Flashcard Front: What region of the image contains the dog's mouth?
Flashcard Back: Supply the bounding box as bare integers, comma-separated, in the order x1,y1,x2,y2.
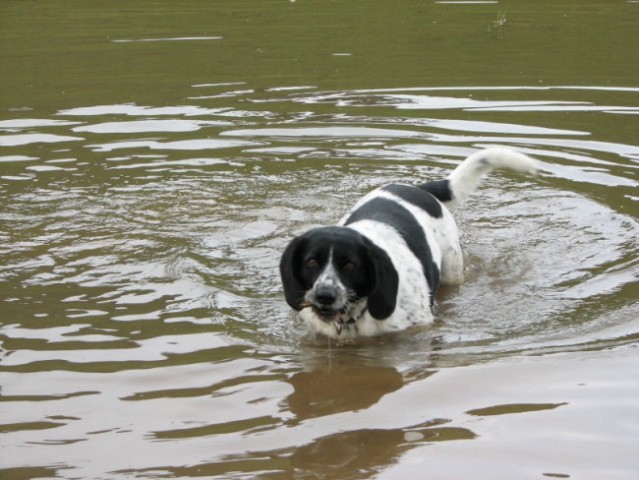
312,304,349,321
299,299,364,336
300,300,350,322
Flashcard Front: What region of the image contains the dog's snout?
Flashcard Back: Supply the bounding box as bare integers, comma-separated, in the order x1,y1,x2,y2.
315,285,338,305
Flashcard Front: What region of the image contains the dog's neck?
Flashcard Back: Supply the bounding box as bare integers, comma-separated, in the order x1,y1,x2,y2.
333,301,368,335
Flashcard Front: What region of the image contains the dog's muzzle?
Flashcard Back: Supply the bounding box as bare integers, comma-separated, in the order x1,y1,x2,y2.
307,283,348,320
315,284,338,307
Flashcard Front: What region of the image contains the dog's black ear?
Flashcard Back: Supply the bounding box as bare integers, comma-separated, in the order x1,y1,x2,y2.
364,239,399,320
279,235,307,311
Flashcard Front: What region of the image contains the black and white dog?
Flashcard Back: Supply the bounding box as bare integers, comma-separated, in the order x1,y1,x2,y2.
280,147,540,339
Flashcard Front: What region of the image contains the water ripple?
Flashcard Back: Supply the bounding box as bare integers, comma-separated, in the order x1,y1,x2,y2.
1,84,637,480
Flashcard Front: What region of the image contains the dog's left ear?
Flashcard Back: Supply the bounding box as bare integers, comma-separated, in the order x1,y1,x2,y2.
364,238,399,320
279,235,307,311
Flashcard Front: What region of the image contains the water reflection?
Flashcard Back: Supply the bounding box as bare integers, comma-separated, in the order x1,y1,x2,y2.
287,423,475,478
466,402,567,416
286,364,406,421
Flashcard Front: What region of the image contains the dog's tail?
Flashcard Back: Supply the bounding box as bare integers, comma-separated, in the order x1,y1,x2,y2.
421,147,541,206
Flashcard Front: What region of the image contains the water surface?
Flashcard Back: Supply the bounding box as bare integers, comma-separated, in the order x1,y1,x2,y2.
1,1,638,479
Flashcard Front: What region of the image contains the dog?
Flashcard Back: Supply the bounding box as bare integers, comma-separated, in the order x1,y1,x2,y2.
280,147,540,339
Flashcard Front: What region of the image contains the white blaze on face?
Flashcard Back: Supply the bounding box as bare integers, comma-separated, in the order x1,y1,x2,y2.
307,248,349,310
316,249,338,285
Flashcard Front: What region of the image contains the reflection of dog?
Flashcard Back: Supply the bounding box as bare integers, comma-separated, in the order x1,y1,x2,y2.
280,148,540,339
287,364,404,420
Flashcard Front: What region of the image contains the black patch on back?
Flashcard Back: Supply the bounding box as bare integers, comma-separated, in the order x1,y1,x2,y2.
382,184,443,218
418,179,453,203
344,197,440,303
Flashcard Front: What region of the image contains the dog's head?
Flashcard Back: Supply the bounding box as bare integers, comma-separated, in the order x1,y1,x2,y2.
280,226,398,322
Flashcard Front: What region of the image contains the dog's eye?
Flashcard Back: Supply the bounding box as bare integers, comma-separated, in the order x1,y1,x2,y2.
307,259,319,269
343,261,356,272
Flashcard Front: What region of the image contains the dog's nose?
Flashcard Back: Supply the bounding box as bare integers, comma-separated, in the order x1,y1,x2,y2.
315,285,337,305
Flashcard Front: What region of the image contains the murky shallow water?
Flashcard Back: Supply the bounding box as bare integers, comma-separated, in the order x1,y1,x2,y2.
2,1,639,479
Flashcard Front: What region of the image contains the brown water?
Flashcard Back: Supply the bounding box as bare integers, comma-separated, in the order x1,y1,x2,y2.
1,1,638,479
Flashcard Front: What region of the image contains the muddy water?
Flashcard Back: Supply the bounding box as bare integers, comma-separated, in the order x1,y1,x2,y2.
1,1,638,479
